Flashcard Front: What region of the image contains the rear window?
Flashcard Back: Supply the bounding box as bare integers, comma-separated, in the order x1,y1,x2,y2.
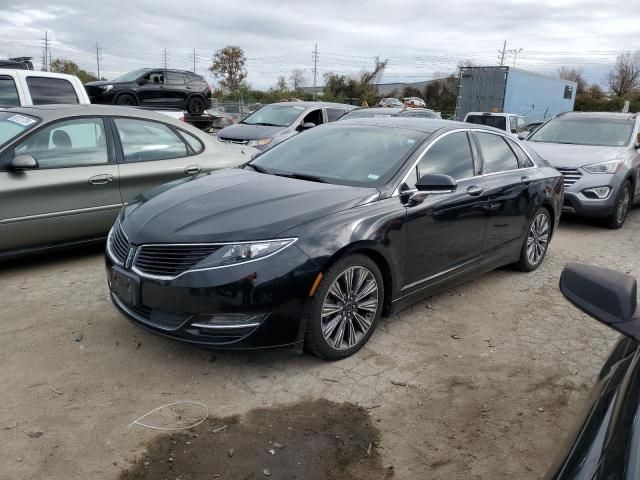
26,77,78,105
0,76,20,107
187,74,203,82
465,115,506,131
326,108,345,122
166,72,186,85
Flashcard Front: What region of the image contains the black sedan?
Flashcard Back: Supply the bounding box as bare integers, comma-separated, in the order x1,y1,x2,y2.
105,118,563,359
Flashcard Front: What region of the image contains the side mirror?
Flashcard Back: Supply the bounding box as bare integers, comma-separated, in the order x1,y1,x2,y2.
10,154,38,171
415,174,457,193
518,132,529,140
299,122,315,131
560,263,640,340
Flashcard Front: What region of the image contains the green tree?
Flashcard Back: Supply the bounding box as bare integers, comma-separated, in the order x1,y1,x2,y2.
209,46,247,93
50,58,98,84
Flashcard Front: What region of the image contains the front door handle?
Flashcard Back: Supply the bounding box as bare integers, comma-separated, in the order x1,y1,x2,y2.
184,165,201,175
466,185,484,196
521,175,531,184
88,174,114,185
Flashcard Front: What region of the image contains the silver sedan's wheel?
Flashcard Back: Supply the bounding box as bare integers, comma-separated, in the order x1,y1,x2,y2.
320,266,379,350
526,212,550,266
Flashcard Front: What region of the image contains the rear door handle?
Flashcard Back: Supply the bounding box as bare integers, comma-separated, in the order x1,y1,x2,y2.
88,174,114,185
184,165,201,175
521,175,531,184
466,185,484,196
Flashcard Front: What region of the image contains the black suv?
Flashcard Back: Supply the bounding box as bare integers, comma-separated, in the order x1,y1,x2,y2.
85,68,211,114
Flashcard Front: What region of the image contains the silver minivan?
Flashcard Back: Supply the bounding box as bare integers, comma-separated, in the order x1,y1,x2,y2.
0,105,252,259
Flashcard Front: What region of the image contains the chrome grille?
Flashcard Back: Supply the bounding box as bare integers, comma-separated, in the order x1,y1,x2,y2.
218,137,248,145
134,245,221,278
109,223,130,265
556,168,582,187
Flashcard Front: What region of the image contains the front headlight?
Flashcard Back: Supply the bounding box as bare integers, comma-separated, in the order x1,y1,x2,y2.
197,238,297,269
247,138,272,147
583,160,622,174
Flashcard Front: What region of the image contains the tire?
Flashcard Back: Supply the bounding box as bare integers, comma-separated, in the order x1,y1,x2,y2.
115,93,137,106
187,96,206,115
517,207,551,272
304,254,384,360
604,181,632,229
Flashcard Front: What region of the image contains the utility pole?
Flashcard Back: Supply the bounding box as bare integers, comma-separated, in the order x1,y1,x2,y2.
41,30,49,71
96,42,101,79
163,48,168,69
312,43,318,100
508,48,523,67
48,50,52,72
498,40,507,66
193,48,196,72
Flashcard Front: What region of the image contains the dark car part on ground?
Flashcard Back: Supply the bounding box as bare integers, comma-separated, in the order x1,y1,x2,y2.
545,263,640,479
85,68,211,115
106,117,563,359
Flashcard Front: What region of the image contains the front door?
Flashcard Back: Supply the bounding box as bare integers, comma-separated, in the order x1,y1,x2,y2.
403,131,489,288
110,117,201,203
137,70,166,106
0,117,121,254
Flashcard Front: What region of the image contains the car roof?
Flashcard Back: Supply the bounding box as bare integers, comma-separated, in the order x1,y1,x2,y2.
466,112,514,117
348,107,406,114
270,101,357,110
557,111,638,121
3,104,196,126
336,117,470,134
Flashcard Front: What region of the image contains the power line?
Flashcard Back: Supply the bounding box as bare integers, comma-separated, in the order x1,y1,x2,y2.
312,43,318,100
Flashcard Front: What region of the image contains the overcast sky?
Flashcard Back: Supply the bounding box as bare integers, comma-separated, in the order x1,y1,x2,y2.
0,0,637,89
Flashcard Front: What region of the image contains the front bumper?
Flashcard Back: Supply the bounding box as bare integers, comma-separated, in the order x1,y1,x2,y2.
106,245,320,350
561,172,623,218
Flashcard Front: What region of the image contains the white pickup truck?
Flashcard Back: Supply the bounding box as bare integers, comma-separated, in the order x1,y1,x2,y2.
0,69,90,107
463,112,530,140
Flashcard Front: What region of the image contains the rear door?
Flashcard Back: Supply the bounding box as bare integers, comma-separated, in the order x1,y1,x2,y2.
110,117,205,203
24,76,79,105
402,130,489,288
164,71,188,107
471,130,532,256
0,116,121,254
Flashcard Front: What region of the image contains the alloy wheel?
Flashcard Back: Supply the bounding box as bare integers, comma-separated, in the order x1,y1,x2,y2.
526,213,550,266
320,266,379,350
616,185,631,224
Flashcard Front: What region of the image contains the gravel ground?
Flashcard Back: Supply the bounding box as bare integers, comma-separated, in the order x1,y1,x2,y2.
1,210,638,479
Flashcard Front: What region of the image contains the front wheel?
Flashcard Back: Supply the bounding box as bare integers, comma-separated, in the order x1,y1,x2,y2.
115,93,137,106
604,181,631,229
517,207,551,272
304,254,384,360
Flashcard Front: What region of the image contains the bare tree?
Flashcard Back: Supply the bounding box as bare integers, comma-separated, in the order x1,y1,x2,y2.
557,66,587,94
275,75,288,94
608,51,640,97
209,46,247,92
361,56,388,85
289,68,307,92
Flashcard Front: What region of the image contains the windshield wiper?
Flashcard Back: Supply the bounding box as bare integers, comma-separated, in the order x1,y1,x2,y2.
246,164,271,174
243,122,282,127
273,172,328,183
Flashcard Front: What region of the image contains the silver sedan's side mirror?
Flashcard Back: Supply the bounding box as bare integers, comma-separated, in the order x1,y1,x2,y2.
10,154,39,171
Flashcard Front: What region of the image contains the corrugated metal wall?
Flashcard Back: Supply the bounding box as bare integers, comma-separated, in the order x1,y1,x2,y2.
455,67,508,120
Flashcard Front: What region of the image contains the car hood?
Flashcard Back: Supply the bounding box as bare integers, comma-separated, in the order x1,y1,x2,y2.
218,123,287,141
526,142,627,168
121,168,380,244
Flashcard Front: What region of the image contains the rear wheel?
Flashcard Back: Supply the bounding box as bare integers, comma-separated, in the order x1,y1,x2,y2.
116,93,137,106
304,254,384,360
187,96,206,115
604,181,631,229
517,207,551,272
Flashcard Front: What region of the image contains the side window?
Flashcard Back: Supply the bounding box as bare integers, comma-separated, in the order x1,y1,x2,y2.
14,118,108,168
509,116,517,134
114,118,188,162
517,117,528,133
506,138,535,168
26,77,78,105
144,71,164,85
325,108,345,122
302,109,324,126
0,76,20,107
416,132,475,182
178,129,204,154
166,72,185,85
475,132,519,173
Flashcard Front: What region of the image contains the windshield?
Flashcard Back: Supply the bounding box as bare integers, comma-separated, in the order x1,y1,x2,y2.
114,68,152,83
465,115,506,130
241,104,306,127
0,112,39,148
528,116,634,147
251,124,425,187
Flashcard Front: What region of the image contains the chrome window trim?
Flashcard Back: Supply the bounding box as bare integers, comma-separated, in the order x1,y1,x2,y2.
392,128,539,197
130,238,298,281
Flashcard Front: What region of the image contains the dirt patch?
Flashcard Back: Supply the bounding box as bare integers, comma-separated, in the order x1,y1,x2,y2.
120,399,392,480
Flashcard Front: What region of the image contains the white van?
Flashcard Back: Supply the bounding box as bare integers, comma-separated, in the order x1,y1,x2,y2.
0,69,90,108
